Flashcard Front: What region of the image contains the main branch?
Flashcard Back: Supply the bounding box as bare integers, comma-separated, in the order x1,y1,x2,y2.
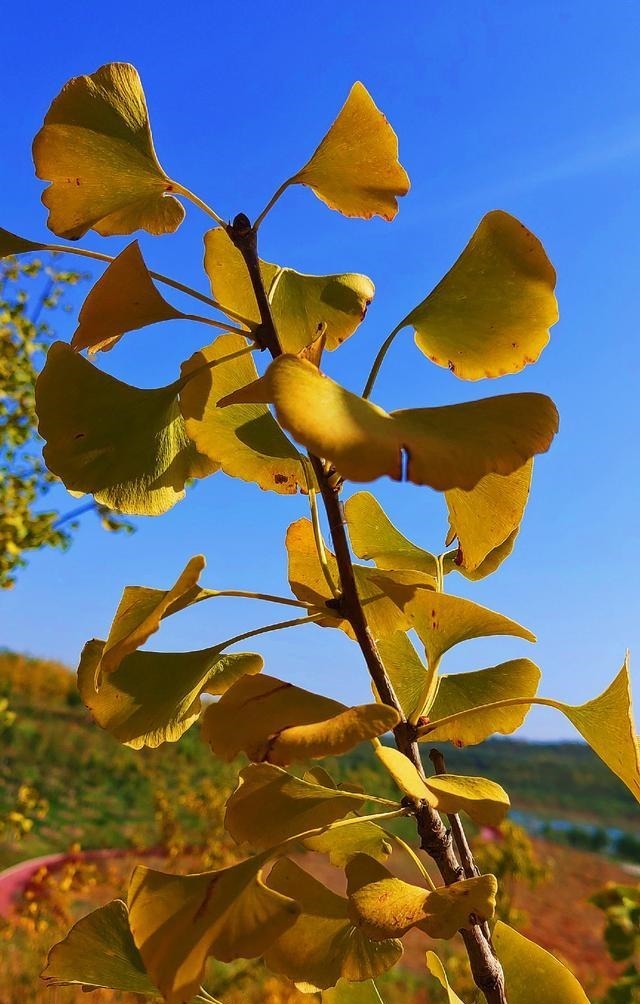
227,212,507,1004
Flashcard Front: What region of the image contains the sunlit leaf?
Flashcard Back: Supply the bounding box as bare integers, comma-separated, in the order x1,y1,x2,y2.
398,211,557,380
444,462,533,574
421,659,542,746
224,762,366,850
202,672,398,765
41,899,159,995
346,492,438,578
425,952,465,1004
128,857,299,1004
71,242,187,353
322,980,385,1003
346,854,496,940
0,227,46,257
493,920,590,1003
204,228,374,353
288,82,410,221
35,342,215,515
33,62,184,239
179,333,305,494
221,355,558,491
374,745,429,802
78,639,262,749
304,819,393,868
99,554,205,678
264,858,403,991
376,632,428,721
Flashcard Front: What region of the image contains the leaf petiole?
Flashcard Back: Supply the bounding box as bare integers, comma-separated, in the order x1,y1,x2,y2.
253,178,293,230
362,322,403,399
217,611,325,651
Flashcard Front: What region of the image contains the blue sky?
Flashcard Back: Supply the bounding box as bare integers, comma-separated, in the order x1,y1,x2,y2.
2,1,639,739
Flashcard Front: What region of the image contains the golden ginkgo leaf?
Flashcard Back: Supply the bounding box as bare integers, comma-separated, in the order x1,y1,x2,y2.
304,819,393,868
204,228,374,353
33,62,184,239
288,82,410,221
78,639,262,749
41,899,159,996
345,492,438,578
444,461,533,574
322,980,385,1003
264,859,403,991
493,921,590,1003
35,342,215,516
98,555,206,678
346,854,496,941
128,857,299,1004
224,762,366,851
425,953,465,1004
0,227,46,257
398,211,557,380
179,334,305,494
220,355,558,492
376,632,429,721
71,242,188,353
202,672,398,765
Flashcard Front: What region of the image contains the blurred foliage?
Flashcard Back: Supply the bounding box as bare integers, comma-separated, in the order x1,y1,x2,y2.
591,883,640,1004
471,821,550,928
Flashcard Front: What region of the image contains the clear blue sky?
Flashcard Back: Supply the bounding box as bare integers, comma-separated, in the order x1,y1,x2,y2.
2,1,639,739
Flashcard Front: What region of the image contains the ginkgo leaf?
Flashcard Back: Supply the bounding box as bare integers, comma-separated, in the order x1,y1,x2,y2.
98,554,205,678
346,854,496,940
444,462,533,573
444,531,519,582
287,82,410,221
224,762,367,850
204,228,374,353
71,242,189,353
264,859,403,991
41,899,159,995
345,492,438,578
304,820,393,868
128,856,299,1004
78,639,263,749
493,921,590,1003
35,342,215,516
221,355,558,492
202,672,398,765
398,211,558,380
425,952,465,1004
374,745,429,802
376,632,428,721
286,517,434,640
322,980,385,1003
420,659,542,746
0,227,46,257
179,334,305,494
33,62,184,239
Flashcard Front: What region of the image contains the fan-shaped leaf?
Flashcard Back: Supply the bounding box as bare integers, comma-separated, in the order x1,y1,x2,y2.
399,211,557,380
346,854,496,940
288,82,410,221
202,672,398,765
493,921,589,1003
264,859,403,991
180,333,305,494
304,820,393,868
36,342,215,515
425,952,465,1004
0,227,46,257
128,857,299,1004
322,980,385,1003
346,492,438,578
33,62,184,239
78,639,262,749
376,632,428,720
71,242,187,353
221,355,558,492
41,899,159,995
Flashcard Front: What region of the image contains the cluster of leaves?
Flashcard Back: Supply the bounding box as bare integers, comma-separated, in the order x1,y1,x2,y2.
4,60,636,1004
590,883,640,1004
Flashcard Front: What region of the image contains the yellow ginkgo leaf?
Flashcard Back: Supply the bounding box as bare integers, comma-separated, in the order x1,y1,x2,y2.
41,900,159,996
376,632,428,720
398,210,558,380
288,82,410,221
179,334,305,494
374,745,428,802
35,342,215,516
346,854,496,941
444,462,533,574
425,952,465,1004
0,227,46,257
220,355,558,491
78,639,262,749
204,228,374,353
71,242,189,353
98,555,205,678
346,492,438,578
202,672,398,765
493,921,589,1003
128,857,299,1004
224,762,367,851
304,820,393,868
422,659,542,746
33,62,184,239
322,980,385,1003
264,859,403,991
